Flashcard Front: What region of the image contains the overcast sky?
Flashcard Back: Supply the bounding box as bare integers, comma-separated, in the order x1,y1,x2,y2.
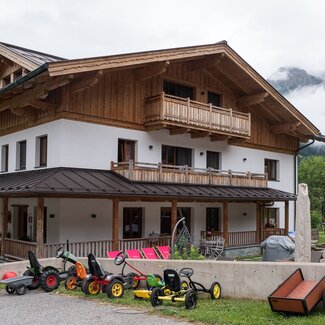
1,0,325,133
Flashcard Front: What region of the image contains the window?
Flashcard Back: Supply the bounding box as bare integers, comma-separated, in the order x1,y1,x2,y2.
36,135,47,167
206,151,221,170
118,139,136,162
207,92,221,107
1,144,9,172
16,140,26,170
264,159,279,181
163,80,194,99
123,208,143,238
160,207,191,235
162,145,192,166
206,208,221,232
264,208,279,228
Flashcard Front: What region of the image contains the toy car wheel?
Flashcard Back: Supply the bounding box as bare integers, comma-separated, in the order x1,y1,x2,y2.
107,279,124,298
5,285,15,294
146,274,162,290
16,284,27,295
180,280,189,290
210,281,221,300
185,289,197,309
123,272,137,290
151,287,163,307
23,270,40,290
83,279,100,295
40,269,60,292
65,276,78,290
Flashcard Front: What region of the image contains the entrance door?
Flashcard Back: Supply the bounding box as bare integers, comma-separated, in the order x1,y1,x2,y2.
17,206,28,240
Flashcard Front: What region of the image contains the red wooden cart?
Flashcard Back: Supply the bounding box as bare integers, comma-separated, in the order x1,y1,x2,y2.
268,268,325,315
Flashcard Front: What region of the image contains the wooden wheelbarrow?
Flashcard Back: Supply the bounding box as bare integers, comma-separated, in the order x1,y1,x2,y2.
0,276,34,295
268,268,325,315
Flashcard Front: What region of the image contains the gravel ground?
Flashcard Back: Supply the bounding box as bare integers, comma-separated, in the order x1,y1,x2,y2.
0,289,190,325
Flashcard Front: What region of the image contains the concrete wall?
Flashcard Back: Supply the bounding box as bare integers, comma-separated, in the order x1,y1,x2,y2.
1,258,324,300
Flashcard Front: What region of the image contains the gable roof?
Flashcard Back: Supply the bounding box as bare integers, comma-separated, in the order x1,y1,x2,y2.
0,41,320,138
0,167,296,201
0,42,65,71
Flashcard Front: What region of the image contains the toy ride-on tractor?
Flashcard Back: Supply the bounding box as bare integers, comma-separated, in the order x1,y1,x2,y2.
151,269,198,309
114,251,162,290
23,248,81,292
82,253,125,298
179,267,221,299
23,251,61,292
54,247,88,291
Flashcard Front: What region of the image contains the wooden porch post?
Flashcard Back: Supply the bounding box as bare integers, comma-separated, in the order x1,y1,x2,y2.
36,197,44,258
171,199,177,235
112,198,119,250
223,201,228,246
1,197,8,256
284,201,289,235
256,202,261,243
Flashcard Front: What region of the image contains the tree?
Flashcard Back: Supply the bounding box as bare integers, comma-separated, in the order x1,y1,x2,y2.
298,156,325,227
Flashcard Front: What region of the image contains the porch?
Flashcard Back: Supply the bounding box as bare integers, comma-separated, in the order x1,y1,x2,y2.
0,167,295,260
144,92,251,139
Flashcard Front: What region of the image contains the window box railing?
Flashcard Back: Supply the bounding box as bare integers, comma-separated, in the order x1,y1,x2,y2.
144,92,251,138
111,161,268,188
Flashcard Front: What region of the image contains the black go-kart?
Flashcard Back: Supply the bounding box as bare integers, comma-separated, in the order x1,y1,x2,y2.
151,269,197,309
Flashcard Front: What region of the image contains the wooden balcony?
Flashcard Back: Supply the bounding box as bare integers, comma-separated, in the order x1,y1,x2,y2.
111,161,268,188
144,92,251,139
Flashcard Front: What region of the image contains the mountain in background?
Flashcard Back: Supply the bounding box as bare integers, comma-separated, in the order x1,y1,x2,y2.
268,67,323,95
267,67,325,157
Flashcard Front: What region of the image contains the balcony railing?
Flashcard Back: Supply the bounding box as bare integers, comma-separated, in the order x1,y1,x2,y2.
144,92,251,138
111,161,268,188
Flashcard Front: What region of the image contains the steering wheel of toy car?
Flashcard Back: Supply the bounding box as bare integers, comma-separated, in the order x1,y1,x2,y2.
114,252,126,265
179,267,194,278
56,247,65,258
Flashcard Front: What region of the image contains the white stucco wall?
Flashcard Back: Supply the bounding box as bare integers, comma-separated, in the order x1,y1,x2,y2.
0,119,296,238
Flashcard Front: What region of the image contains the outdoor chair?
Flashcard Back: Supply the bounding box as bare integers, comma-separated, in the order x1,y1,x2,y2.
141,247,160,259
125,249,143,259
208,236,225,260
106,250,121,258
156,246,170,259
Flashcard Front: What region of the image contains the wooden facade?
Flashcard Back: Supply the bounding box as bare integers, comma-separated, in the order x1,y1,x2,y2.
0,43,318,153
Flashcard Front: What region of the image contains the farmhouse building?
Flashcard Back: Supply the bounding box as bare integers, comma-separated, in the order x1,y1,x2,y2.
0,41,319,259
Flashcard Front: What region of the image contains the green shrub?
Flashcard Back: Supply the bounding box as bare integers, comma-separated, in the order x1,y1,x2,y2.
172,245,204,260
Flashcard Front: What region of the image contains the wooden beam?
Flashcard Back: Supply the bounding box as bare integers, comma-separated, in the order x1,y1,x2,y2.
228,137,248,145
1,197,8,256
29,99,58,111
256,202,261,243
169,128,190,135
171,200,177,236
0,75,74,112
191,132,210,139
134,61,170,81
284,201,289,236
36,197,44,258
271,122,301,134
190,53,225,71
70,70,103,93
112,198,119,250
237,92,269,107
223,202,229,246
210,135,229,142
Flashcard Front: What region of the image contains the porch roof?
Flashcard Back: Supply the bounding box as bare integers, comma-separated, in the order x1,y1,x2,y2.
0,167,296,201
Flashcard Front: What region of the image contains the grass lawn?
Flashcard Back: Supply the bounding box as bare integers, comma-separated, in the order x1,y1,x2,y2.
54,285,325,325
